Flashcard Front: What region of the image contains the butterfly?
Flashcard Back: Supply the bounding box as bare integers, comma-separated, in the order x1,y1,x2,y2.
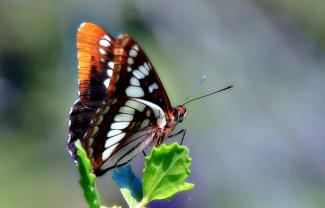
67,22,187,176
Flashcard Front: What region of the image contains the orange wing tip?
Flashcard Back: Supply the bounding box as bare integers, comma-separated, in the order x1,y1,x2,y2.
78,22,99,28
78,22,104,32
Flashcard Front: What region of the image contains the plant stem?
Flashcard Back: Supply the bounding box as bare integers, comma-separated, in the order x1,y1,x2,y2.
135,197,148,208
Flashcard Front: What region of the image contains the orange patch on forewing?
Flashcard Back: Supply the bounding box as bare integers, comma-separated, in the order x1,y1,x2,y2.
76,22,116,107
77,23,109,83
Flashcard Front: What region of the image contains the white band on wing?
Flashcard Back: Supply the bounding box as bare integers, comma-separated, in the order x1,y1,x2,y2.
132,98,167,128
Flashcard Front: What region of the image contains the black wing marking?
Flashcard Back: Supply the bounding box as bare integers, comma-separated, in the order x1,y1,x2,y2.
67,99,97,160
108,34,173,115
82,97,166,175
77,22,115,108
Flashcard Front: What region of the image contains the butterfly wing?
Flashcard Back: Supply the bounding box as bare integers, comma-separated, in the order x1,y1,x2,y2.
67,99,98,159
77,22,115,108
108,34,173,116
68,23,115,158
81,34,175,175
71,27,175,175
83,97,166,175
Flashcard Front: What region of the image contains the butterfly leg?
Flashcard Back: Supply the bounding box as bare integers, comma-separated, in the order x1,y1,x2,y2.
168,128,186,145
142,150,147,157
156,137,162,147
180,129,186,145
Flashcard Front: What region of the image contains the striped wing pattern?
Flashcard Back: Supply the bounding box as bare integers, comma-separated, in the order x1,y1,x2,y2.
68,23,115,157
77,22,115,108
83,97,161,175
68,22,173,175
108,34,173,115
68,99,97,159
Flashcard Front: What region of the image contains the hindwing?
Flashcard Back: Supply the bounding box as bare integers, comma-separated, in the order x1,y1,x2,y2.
83,97,166,175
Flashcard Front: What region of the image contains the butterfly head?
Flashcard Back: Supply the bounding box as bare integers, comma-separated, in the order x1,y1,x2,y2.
174,105,187,123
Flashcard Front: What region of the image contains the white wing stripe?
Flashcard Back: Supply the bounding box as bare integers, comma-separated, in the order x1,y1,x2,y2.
102,143,119,161
133,98,166,128
105,132,126,148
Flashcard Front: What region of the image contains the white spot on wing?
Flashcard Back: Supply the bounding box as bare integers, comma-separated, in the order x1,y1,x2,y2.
102,143,119,161
128,57,134,65
140,119,150,129
111,122,130,129
103,35,111,41
114,114,133,122
130,77,140,86
99,48,106,55
105,132,126,148
148,83,159,93
119,106,135,114
127,67,132,72
108,62,114,69
107,69,113,77
133,70,145,79
139,65,149,75
104,79,110,88
126,86,144,97
144,62,150,71
125,99,146,112
129,49,138,57
107,129,122,137
99,39,110,47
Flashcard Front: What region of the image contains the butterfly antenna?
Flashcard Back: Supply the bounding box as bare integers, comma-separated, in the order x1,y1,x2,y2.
182,75,207,104
183,85,233,105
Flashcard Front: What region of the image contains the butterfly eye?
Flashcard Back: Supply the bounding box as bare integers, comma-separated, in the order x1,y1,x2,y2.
175,106,186,123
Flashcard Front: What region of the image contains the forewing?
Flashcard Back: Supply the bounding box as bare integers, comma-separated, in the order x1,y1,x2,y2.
77,22,115,108
68,23,116,159
82,97,166,175
108,34,173,115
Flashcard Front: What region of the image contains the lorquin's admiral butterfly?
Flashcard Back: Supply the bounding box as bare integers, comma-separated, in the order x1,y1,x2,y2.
68,22,232,176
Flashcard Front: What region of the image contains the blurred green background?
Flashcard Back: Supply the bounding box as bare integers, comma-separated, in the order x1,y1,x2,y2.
1,0,325,207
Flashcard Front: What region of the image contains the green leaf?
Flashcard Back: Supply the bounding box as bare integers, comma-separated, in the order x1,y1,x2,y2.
112,165,143,208
142,143,195,205
75,140,101,208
